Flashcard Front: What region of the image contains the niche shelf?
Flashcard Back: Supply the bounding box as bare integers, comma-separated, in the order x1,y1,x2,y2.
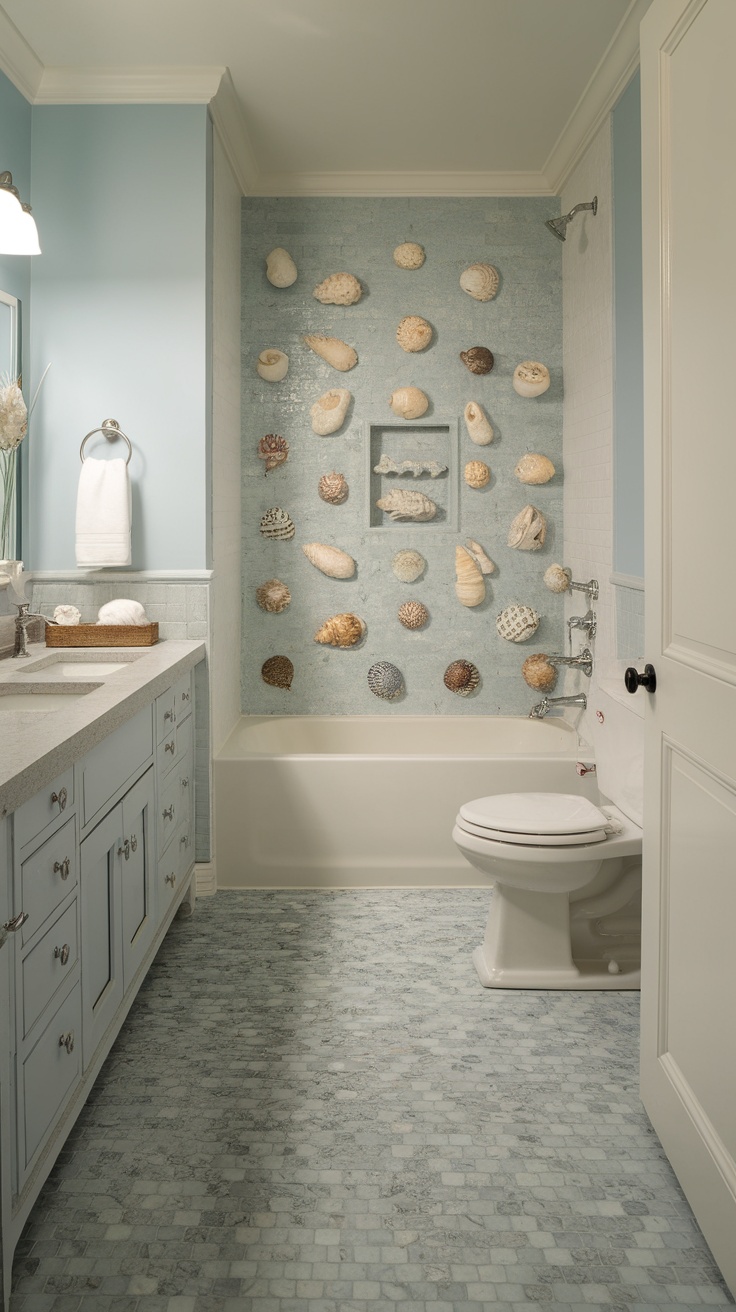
364,419,459,531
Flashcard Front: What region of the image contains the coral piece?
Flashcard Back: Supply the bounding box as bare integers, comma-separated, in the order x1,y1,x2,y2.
256,579,292,613
374,454,446,478
318,471,349,505
314,612,366,648
460,346,494,375
257,433,289,474
367,661,404,700
310,388,351,435
507,505,547,551
376,489,437,522
53,605,81,626
454,545,485,608
392,549,426,583
513,360,550,397
313,272,362,305
515,453,555,484
303,335,358,371
464,460,491,489
259,507,295,540
496,604,540,643
398,600,429,630
463,401,493,446
460,263,499,301
302,542,356,578
522,653,558,691
261,655,294,689
544,563,572,593
393,242,425,269
256,348,289,382
465,539,495,575
444,660,480,696
388,386,429,419
265,248,297,287
396,315,433,352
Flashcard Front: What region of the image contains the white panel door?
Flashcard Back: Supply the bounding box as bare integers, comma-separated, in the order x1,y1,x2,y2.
640,0,736,1292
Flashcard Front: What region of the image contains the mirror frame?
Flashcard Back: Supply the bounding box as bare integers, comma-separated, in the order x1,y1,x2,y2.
0,288,22,560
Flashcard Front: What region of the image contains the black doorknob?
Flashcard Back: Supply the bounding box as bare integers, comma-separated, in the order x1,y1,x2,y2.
624,663,657,694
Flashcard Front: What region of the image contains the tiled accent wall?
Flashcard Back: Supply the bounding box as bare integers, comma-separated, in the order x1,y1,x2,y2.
242,197,564,716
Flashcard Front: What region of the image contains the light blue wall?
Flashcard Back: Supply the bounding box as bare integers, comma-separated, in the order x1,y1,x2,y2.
28,104,209,569
0,70,32,561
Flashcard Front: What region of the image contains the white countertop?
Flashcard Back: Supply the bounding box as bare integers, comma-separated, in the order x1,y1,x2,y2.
0,640,206,818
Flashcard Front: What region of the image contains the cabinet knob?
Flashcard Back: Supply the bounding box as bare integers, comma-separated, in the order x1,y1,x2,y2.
130,833,138,852
179,833,189,848
181,777,189,788
181,690,190,702
59,1031,75,1054
53,856,71,880
3,911,29,933
165,740,175,754
54,943,70,966
164,708,176,723
165,872,176,887
162,805,175,821
51,787,68,812
117,839,130,861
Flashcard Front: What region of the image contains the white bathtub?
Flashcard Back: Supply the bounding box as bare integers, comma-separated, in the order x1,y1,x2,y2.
214,715,596,888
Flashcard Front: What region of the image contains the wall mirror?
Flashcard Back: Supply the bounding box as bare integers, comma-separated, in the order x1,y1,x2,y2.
0,288,21,561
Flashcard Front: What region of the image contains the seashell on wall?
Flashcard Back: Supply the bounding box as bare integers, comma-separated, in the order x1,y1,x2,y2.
376,489,437,522
444,660,480,696
393,242,425,269
374,455,446,478
465,539,495,575
310,388,351,435
260,507,295,540
256,348,289,382
302,541,356,578
303,335,358,372
507,505,547,551
261,654,294,689
543,563,572,593
460,346,494,375
367,661,404,700
396,315,433,352
318,471,349,505
463,401,493,446
513,360,550,397
522,653,558,691
265,248,297,287
514,453,555,485
464,460,490,489
460,263,499,301
496,604,540,643
454,545,485,608
313,272,362,305
256,579,292,613
388,386,429,419
392,549,425,583
313,612,366,648
257,433,289,474
398,600,429,630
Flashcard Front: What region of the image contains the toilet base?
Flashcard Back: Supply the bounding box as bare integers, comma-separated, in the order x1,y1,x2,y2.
472,944,641,989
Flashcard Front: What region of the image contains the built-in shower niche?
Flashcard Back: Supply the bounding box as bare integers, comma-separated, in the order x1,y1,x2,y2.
366,420,459,531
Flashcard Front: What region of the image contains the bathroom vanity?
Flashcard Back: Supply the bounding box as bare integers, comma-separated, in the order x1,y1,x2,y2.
0,640,205,1309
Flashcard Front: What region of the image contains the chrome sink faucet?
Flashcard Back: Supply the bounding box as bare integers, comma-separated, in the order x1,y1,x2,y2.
13,603,57,657
529,693,587,719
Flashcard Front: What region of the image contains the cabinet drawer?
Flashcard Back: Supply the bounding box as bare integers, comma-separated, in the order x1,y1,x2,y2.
158,771,180,855
81,707,153,826
174,672,193,722
21,983,81,1171
14,769,74,854
155,687,177,744
22,900,78,1038
159,713,192,780
20,817,77,945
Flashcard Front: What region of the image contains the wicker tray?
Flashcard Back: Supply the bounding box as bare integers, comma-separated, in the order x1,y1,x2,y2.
46,623,159,648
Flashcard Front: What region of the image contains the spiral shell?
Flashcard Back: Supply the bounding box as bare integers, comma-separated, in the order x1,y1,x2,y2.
398,600,429,630
313,612,366,648
256,348,289,382
444,660,480,697
388,386,429,419
255,578,292,613
513,361,550,397
318,471,349,505
460,346,494,375
313,272,362,305
464,460,491,489
376,489,437,522
265,247,297,288
507,505,547,551
463,401,494,446
303,335,358,371
257,433,289,474
302,542,356,578
310,388,351,435
460,263,499,301
514,453,556,485
496,604,540,643
454,545,485,608
522,653,558,691
544,563,572,594
367,661,404,700
392,549,426,583
261,655,294,689
396,315,433,352
393,242,425,269
259,507,295,540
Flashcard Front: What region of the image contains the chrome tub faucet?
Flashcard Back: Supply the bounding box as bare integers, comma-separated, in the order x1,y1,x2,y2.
529,693,588,720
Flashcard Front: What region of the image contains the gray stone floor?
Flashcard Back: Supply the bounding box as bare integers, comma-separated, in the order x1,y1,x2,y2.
11,890,733,1312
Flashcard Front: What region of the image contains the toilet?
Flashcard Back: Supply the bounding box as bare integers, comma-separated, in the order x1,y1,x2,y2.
453,687,643,989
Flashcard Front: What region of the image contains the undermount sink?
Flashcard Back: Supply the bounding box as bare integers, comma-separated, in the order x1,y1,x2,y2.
17,652,145,681
0,684,100,712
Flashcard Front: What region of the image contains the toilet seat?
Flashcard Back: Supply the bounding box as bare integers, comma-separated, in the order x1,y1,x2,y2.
456,792,612,848
455,817,608,846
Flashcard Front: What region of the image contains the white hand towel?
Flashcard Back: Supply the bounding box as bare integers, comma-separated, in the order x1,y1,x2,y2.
75,457,131,567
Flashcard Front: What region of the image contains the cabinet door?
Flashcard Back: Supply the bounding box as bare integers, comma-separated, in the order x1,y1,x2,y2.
120,768,155,989
80,806,123,1070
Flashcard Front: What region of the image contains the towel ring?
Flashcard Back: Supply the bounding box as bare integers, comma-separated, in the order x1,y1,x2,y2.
79,417,133,466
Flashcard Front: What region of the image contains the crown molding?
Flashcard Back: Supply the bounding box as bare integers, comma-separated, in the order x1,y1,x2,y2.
0,4,44,101
250,170,554,198
34,65,225,104
208,69,260,196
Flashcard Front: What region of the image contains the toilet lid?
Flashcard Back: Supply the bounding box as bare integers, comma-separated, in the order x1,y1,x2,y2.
458,792,611,836
455,816,609,846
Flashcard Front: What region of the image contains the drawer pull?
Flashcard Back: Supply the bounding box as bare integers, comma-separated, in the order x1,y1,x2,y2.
51,787,68,813
3,911,29,933
54,943,70,966
162,805,175,821
179,833,189,848
181,777,189,788
59,1030,75,1054
117,839,130,862
181,690,191,702
164,740,175,755
164,708,176,723
130,833,138,853
165,872,176,887
53,857,71,881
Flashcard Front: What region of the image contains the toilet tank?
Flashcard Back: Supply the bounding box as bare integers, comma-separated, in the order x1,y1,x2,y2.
589,683,644,827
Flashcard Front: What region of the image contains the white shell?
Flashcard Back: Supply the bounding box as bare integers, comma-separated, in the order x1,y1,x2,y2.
454,545,485,608
256,348,289,382
392,549,426,583
310,388,351,435
496,604,540,643
374,455,446,478
513,360,551,397
53,604,81,626
265,248,297,288
260,507,296,540
464,460,491,489
303,335,358,372
465,539,495,575
460,262,499,301
507,504,547,551
396,315,433,352
544,563,572,593
393,242,425,269
463,401,494,446
313,272,362,306
376,489,437,522
302,541,356,579
514,453,556,484
388,386,429,419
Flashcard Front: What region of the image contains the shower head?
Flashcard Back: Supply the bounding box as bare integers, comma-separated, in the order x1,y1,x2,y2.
545,196,598,241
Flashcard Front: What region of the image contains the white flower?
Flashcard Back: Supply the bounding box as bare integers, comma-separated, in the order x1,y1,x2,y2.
0,378,27,452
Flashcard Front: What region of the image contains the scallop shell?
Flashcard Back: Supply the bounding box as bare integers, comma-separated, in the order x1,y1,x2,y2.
302,542,356,579
522,653,558,691
259,507,295,540
318,471,349,505
463,401,494,446
303,335,357,372
460,263,499,302
255,579,292,613
507,505,547,551
313,272,362,306
465,539,495,575
496,604,540,643
454,545,485,608
544,563,572,594
515,453,556,484
376,489,437,522
398,600,429,630
444,660,480,697
513,361,551,397
257,433,289,474
265,247,297,288
396,315,433,352
310,388,351,435
256,348,289,382
460,346,494,375
261,655,294,689
464,460,490,489
388,386,429,419
392,549,426,583
393,242,425,269
367,661,404,700
313,612,366,648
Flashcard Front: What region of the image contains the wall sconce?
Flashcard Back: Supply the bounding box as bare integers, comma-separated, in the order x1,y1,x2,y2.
0,171,41,255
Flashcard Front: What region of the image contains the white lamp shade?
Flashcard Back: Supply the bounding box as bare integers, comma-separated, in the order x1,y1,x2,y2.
0,187,41,255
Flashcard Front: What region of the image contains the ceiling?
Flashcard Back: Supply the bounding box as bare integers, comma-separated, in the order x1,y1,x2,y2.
0,0,649,195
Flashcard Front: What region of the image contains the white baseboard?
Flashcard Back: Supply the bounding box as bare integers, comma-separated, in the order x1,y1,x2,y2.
195,862,217,896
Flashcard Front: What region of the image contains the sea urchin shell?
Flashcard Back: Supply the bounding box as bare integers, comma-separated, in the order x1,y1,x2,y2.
464,460,491,489
522,653,558,691
444,660,480,697
261,655,294,689
255,579,291,613
398,600,429,630
392,549,425,583
396,315,433,352
367,661,404,700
